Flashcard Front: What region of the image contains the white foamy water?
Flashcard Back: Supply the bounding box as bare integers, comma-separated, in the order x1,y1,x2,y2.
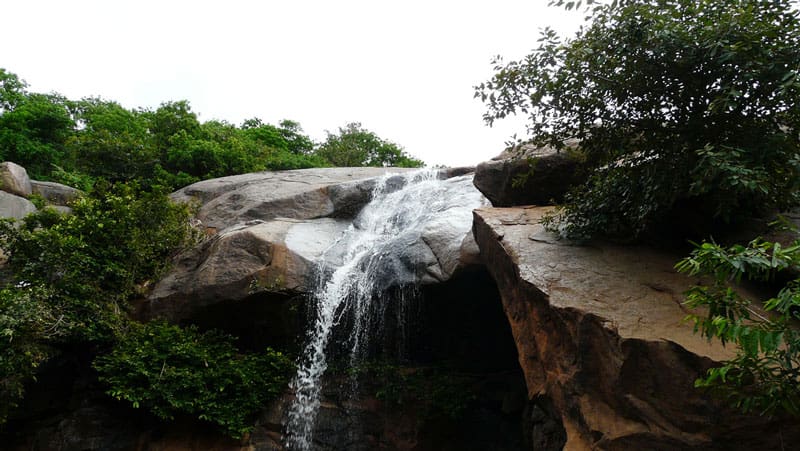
285,170,484,450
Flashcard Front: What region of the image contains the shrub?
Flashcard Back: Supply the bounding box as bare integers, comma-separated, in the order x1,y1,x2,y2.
0,183,199,423
94,321,294,438
0,285,68,424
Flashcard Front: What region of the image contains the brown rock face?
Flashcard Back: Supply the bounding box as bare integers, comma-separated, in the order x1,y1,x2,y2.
473,206,800,450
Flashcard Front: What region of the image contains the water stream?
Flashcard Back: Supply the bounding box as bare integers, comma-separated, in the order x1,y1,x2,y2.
284,170,484,450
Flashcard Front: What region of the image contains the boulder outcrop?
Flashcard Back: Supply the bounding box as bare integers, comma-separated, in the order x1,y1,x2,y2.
144,169,485,325
473,144,584,207
0,162,81,223
170,167,420,231
473,206,800,450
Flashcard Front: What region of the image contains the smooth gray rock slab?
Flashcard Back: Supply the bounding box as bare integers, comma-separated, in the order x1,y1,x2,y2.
31,180,81,206
146,217,351,320
0,191,36,221
171,167,418,230
148,170,486,322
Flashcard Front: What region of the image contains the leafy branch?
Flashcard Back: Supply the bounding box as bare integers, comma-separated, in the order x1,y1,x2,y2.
676,236,800,416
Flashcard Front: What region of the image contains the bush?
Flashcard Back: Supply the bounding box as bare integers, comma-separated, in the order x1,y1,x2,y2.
0,285,68,424
94,321,294,438
0,183,199,424
2,183,199,342
477,0,800,239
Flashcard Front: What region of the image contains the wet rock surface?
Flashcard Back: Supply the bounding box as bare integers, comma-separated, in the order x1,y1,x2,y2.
144,171,485,332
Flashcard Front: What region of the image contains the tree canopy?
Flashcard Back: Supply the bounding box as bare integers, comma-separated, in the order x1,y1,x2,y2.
315,122,424,168
0,69,425,191
477,0,800,239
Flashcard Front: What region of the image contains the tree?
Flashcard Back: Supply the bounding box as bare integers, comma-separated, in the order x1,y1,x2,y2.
147,100,201,152
0,182,200,424
278,119,314,155
0,92,74,178
67,97,155,182
0,68,28,112
476,0,800,239
315,122,424,168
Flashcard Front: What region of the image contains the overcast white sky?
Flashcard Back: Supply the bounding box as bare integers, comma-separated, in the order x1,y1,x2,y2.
3,0,585,167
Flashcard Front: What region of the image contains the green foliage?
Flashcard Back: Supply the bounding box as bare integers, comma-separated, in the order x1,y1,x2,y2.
0,182,199,425
67,97,154,183
94,321,294,438
315,122,424,168
4,183,199,326
477,0,800,239
0,68,28,111
676,236,800,416
348,362,476,420
1,68,418,192
0,92,74,178
0,182,296,434
0,285,68,424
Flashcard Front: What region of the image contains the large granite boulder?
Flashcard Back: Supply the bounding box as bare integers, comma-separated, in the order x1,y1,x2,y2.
145,169,485,324
171,167,419,231
31,180,81,206
145,218,350,320
0,161,33,198
473,144,584,207
472,206,800,450
0,191,37,221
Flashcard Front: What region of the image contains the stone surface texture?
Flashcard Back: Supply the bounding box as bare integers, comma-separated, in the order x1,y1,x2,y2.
473,206,800,450
0,190,37,221
31,180,81,206
145,169,484,323
171,167,419,230
0,161,33,198
473,144,584,207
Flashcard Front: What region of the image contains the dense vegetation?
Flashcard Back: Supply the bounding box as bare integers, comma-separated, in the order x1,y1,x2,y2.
0,68,423,192
478,0,800,419
0,185,294,436
95,322,293,438
316,122,424,168
0,69,425,436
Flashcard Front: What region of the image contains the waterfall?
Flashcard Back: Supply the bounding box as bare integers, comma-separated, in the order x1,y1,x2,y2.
284,169,484,450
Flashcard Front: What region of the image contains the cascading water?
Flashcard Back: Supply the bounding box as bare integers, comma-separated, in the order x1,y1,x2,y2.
285,170,485,450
